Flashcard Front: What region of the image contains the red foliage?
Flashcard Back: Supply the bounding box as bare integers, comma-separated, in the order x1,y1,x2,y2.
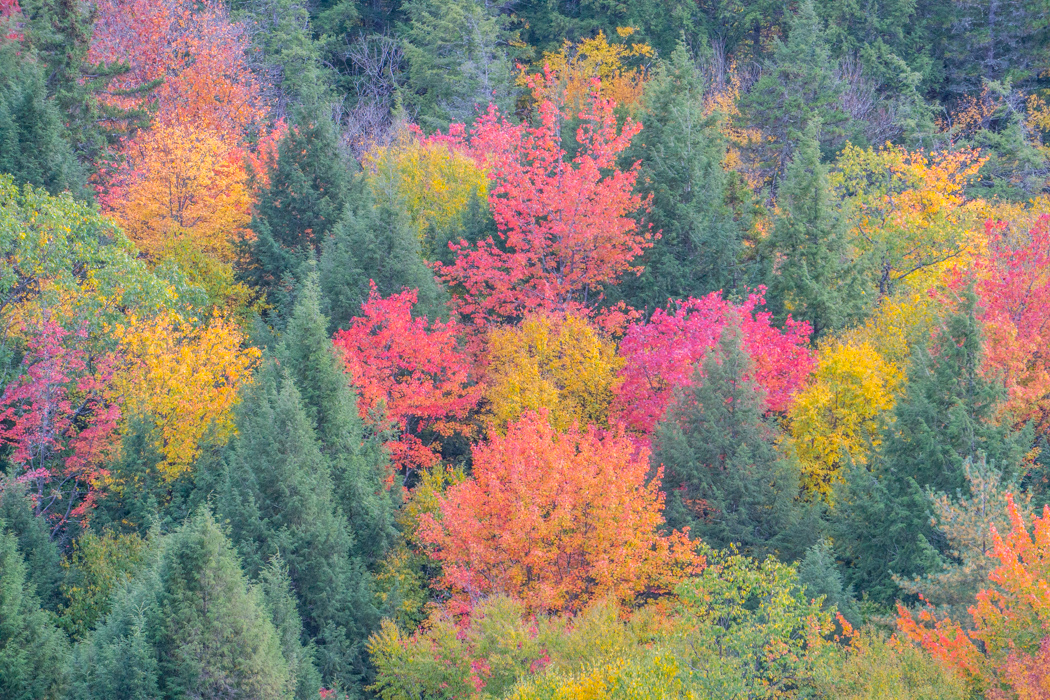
0,0,21,42
614,289,814,435
418,412,702,614
952,216,1050,435
431,74,651,330
0,316,120,537
332,284,481,475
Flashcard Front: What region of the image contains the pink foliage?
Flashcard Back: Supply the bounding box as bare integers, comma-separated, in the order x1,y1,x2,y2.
614,288,814,434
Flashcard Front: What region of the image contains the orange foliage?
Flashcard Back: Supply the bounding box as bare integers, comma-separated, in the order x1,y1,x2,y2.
418,412,702,614
897,494,1050,696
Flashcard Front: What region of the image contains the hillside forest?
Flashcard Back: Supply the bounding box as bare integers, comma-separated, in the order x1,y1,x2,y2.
4,0,1050,698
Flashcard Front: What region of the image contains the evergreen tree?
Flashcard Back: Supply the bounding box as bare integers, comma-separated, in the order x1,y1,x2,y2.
215,360,380,692
652,324,814,561
277,276,397,563
797,539,860,625
833,292,1030,605
319,182,446,331
613,43,752,312
69,509,292,700
0,476,63,611
0,525,69,700
400,0,513,130
244,106,353,302
765,120,861,339
259,556,322,700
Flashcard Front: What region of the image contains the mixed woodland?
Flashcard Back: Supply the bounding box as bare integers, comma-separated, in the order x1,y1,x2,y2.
4,0,1050,697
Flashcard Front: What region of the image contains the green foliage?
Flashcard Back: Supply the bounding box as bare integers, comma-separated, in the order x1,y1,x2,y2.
58,530,148,640
614,43,752,311
0,476,63,611
765,120,863,338
798,538,860,626
400,0,513,131
319,181,446,331
652,324,815,561
0,524,69,700
69,508,292,700
258,556,323,700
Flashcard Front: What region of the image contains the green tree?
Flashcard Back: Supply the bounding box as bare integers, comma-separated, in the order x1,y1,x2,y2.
613,44,753,312
258,556,322,700
765,119,861,339
0,476,63,611
0,525,69,700
214,359,380,692
244,106,353,303
68,509,292,700
798,538,860,625
400,0,512,131
652,324,814,561
319,182,446,331
277,276,397,563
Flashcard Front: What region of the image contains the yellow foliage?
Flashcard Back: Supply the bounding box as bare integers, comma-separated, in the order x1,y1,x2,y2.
528,29,653,112
833,143,987,293
107,124,253,264
509,655,694,700
844,286,939,368
485,313,623,433
789,341,905,498
363,129,488,246
109,310,260,481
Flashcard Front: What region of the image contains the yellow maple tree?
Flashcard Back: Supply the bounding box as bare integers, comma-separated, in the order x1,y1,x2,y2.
485,313,623,433
109,310,260,481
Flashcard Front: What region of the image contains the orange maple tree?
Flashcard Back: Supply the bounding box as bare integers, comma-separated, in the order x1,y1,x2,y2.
332,284,481,475
897,493,1050,697
417,411,702,614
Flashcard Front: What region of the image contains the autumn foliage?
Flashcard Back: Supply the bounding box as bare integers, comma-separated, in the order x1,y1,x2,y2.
333,285,481,473
432,84,650,328
417,412,702,613
615,289,814,435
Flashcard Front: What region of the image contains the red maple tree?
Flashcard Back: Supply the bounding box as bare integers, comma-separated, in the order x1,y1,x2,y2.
613,288,814,435
332,284,481,475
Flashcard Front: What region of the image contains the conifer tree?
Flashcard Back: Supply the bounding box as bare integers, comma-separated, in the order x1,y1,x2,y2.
652,324,813,561
277,276,397,563
797,539,860,624
215,359,380,692
614,43,751,311
0,525,69,700
0,476,63,611
258,556,322,700
400,0,513,130
319,183,446,331
69,509,292,700
245,106,353,299
765,120,860,339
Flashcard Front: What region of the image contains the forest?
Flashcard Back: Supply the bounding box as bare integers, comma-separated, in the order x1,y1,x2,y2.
2,0,1050,697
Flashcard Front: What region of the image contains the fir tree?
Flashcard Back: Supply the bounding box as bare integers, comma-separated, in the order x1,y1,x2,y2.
765,120,861,339
797,539,860,625
277,276,397,564
652,324,813,561
319,182,446,331
215,360,380,692
613,43,752,312
258,556,322,700
400,0,513,130
0,476,63,611
0,525,69,700
244,105,353,301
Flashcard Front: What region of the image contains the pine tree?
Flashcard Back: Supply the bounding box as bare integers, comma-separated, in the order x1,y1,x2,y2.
277,276,397,564
244,105,353,300
69,509,293,700
0,525,69,700
319,182,446,331
652,324,814,561
215,360,380,692
765,120,861,339
0,476,63,611
613,43,752,312
400,0,513,131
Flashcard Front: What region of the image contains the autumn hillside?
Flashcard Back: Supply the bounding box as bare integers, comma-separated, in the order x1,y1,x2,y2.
3,0,1050,698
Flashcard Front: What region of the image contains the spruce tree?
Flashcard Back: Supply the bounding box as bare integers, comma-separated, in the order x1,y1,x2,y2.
215,360,380,692
245,106,353,300
0,525,69,700
613,43,752,312
400,0,513,130
0,476,63,610
278,276,397,564
319,183,446,331
258,556,322,700
765,120,860,339
69,509,292,700
652,324,813,561
797,539,860,625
